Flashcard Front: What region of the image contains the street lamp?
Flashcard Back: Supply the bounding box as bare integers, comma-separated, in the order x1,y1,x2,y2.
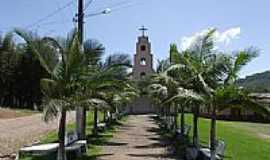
85,8,112,18
73,8,111,22
101,8,112,15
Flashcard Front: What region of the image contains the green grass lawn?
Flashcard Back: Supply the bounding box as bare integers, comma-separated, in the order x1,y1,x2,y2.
21,111,123,160
40,111,103,144
183,114,270,160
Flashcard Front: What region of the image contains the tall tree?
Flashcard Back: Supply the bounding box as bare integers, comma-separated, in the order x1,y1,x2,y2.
77,53,133,134
0,32,45,108
170,28,268,160
76,39,105,139
16,29,83,160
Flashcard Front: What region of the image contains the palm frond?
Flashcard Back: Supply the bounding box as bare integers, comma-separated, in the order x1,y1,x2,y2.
163,87,203,105
85,98,110,110
148,83,168,99
40,78,58,97
214,85,270,116
42,99,68,122
1,32,15,51
156,59,170,73
83,39,105,65
234,47,259,74
14,28,58,77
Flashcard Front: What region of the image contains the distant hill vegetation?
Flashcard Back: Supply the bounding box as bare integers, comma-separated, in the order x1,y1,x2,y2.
237,71,270,93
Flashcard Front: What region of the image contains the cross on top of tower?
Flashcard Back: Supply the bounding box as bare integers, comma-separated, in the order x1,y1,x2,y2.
139,25,148,37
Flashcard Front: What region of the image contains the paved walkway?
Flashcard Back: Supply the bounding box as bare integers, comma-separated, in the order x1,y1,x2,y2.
97,115,177,160
0,112,75,156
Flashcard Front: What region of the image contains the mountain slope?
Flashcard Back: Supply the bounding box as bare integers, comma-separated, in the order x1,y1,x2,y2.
237,71,270,92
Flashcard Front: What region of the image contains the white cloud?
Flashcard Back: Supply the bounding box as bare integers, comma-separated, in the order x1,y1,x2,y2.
180,27,241,51
215,27,241,45
180,28,211,51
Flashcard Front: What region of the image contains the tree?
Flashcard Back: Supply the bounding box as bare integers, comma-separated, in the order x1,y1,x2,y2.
173,28,268,160
76,39,105,139
0,32,17,106
165,86,203,145
207,47,264,160
165,28,269,160
15,29,83,160
148,61,180,130
77,53,133,134
168,29,228,157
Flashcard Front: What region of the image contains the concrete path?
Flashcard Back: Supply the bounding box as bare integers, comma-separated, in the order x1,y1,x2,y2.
0,111,75,156
97,115,177,160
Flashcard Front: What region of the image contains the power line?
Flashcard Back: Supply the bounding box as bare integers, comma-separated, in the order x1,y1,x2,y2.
55,0,66,19
84,0,133,13
84,2,140,19
23,0,143,36
34,19,72,29
109,1,143,12
28,17,73,34
88,0,141,15
101,0,135,10
84,0,94,11
25,0,75,29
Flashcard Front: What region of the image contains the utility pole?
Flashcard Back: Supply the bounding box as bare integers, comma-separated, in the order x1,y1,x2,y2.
76,0,86,140
78,0,84,43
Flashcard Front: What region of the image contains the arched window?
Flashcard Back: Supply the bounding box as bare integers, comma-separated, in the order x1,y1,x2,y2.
140,58,146,66
140,45,146,51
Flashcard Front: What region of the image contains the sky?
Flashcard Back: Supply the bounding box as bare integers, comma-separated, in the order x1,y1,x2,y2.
1,0,270,78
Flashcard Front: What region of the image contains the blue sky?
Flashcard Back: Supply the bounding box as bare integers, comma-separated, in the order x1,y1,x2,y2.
1,0,270,77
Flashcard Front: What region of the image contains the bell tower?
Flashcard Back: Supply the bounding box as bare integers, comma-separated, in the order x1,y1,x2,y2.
133,26,154,80
127,26,157,115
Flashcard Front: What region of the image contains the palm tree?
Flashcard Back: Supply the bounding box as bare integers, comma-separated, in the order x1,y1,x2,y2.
168,29,227,156
112,83,138,115
170,28,268,160
165,87,204,144
76,39,105,139
77,53,132,134
168,44,213,146
15,29,83,160
209,84,270,160
148,64,181,130
207,48,265,160
147,60,169,116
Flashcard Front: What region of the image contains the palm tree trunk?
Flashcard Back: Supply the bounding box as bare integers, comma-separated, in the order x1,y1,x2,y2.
57,109,66,160
180,105,185,134
82,108,86,138
162,106,165,117
210,104,217,160
193,105,200,148
166,107,169,129
103,110,107,122
93,108,98,134
76,107,86,139
174,104,178,130
115,106,119,120
109,111,112,122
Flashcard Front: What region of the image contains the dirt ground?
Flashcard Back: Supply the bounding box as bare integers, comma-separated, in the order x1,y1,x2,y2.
0,108,34,119
0,111,75,157
97,115,178,160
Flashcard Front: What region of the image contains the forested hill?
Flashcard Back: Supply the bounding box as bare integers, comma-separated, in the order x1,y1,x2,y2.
237,71,270,93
